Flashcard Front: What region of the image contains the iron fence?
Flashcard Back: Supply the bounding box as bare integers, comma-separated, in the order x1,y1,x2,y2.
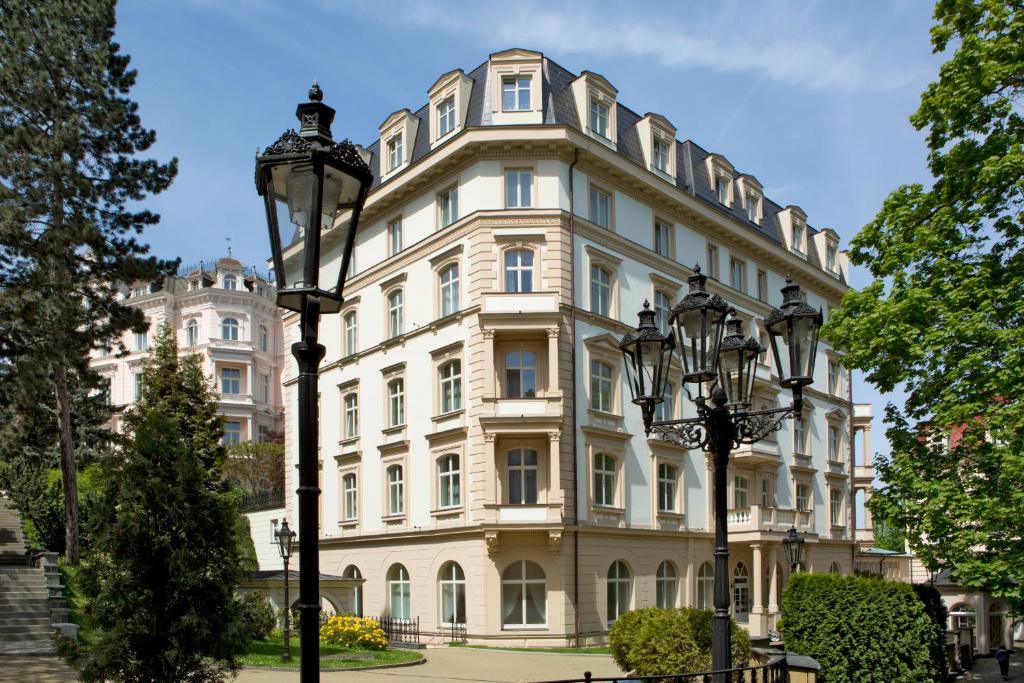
537,657,787,683
370,615,420,644
441,622,467,644
239,489,285,512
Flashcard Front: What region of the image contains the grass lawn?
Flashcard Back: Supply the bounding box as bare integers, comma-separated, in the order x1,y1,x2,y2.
240,635,424,670
460,644,611,655
58,562,100,648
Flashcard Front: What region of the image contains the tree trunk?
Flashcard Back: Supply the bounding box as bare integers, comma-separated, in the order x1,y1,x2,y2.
53,361,79,565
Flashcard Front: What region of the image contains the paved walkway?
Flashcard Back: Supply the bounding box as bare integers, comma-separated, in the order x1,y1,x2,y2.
957,650,1023,682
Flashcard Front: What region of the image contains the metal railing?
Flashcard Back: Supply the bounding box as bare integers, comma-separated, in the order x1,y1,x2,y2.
538,657,787,683
177,260,271,282
441,622,467,644
239,489,285,512
370,615,420,644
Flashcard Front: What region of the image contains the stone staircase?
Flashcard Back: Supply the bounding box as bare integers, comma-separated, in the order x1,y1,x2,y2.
0,497,66,655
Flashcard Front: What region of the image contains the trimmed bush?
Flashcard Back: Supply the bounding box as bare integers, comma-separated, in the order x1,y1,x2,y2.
319,616,388,650
609,608,751,675
239,592,277,641
782,572,943,683
913,583,950,682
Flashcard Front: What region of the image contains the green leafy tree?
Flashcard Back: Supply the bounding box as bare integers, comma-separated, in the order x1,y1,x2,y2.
823,0,1024,610
0,0,177,565
224,439,285,496
75,324,248,681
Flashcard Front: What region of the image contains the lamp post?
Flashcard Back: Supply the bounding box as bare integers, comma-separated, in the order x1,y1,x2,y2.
620,266,821,681
256,83,373,682
275,520,297,661
782,527,805,573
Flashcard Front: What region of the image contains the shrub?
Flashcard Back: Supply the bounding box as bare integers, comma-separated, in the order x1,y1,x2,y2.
609,608,751,675
782,572,942,683
239,592,277,641
319,615,388,650
913,583,950,682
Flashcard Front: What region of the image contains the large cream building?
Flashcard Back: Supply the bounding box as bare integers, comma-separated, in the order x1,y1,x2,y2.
90,256,286,442
280,49,874,646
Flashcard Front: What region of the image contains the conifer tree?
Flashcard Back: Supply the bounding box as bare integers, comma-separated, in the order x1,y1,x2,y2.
77,324,248,682
0,0,177,564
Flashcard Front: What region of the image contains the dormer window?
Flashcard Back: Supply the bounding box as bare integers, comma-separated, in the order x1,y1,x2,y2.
502,75,531,112
653,138,669,173
826,244,838,273
746,195,760,223
590,97,610,139
438,96,456,138
792,222,804,252
716,174,730,205
387,134,403,172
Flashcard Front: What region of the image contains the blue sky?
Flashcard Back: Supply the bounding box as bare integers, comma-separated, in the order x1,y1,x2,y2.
114,0,945,459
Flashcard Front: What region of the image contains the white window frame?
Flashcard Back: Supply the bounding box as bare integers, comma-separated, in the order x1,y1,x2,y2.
343,310,357,356
342,472,358,521
706,243,720,279
438,453,461,509
439,562,466,626
589,186,611,229
439,359,462,413
657,463,677,513
387,464,405,516
697,562,714,610
387,133,403,172
344,392,359,439
504,350,538,399
501,560,547,629
507,448,539,505
387,564,411,620
222,420,241,445
606,560,631,625
185,319,198,348
439,262,460,317
221,367,241,395
438,185,459,228
388,217,403,256
656,560,678,609
502,75,532,112
503,248,535,293
730,257,746,292
654,220,673,258
593,452,617,507
590,360,614,413
505,168,533,209
653,137,669,173
387,289,404,338
221,317,239,341
437,95,456,137
830,488,843,526
590,265,611,317
590,97,610,139
387,378,405,427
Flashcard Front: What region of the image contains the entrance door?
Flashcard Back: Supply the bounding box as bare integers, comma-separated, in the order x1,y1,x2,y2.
989,614,1004,649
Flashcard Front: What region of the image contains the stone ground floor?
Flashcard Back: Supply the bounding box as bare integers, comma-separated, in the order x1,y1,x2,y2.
315,526,858,645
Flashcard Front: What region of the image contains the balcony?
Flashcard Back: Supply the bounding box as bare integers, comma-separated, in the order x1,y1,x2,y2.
773,507,814,533
854,465,874,482
481,291,559,315
492,504,562,524
732,440,781,465
217,392,254,406
494,398,556,418
208,337,254,351
725,505,811,533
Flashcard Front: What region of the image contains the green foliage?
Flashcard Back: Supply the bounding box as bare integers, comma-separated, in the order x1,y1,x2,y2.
871,517,908,553
239,592,277,642
224,439,285,496
782,573,943,683
75,325,249,682
822,0,1024,611
913,583,950,682
320,616,389,650
608,608,750,675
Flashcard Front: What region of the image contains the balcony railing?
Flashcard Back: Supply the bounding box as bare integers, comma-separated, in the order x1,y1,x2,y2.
239,489,284,512
725,506,813,533
539,657,787,683
369,615,420,644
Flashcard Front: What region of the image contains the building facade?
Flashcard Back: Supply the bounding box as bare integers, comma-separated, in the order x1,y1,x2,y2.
280,49,871,645
89,256,286,442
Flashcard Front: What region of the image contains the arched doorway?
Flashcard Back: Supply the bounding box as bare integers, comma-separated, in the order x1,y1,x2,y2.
989,601,1007,649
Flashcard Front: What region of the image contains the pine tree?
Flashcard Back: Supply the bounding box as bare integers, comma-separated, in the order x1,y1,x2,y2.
77,324,248,682
0,0,177,565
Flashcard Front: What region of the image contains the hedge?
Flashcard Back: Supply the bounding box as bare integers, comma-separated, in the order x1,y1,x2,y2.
609,608,751,676
781,573,943,682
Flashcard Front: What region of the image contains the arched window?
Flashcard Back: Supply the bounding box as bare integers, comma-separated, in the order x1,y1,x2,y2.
344,311,357,356
440,360,462,413
342,565,362,616
223,274,237,290
387,564,411,620
507,448,538,505
185,319,198,348
593,453,616,507
388,378,405,427
654,290,672,333
657,463,677,513
259,325,269,352
829,561,842,575
607,560,631,624
440,263,460,317
697,562,714,610
387,465,404,516
733,562,750,613
590,265,611,316
341,473,357,521
504,249,534,293
501,560,546,628
656,561,678,609
388,289,404,338
438,454,461,509
221,317,239,341
439,562,466,625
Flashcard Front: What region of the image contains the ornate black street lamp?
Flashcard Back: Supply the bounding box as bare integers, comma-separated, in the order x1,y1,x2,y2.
621,267,821,680
256,83,373,681
275,520,297,661
782,527,805,573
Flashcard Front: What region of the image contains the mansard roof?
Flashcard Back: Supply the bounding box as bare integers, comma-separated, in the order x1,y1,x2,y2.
358,52,830,273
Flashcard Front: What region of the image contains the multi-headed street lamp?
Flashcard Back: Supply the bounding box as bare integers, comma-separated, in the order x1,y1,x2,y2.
620,266,822,679
256,83,373,681
275,520,297,661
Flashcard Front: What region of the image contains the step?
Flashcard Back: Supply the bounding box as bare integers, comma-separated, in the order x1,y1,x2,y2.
0,616,53,627
0,642,56,656
0,624,55,636
0,599,52,610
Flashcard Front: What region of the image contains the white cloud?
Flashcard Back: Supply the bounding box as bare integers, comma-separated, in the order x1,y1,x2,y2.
334,0,923,94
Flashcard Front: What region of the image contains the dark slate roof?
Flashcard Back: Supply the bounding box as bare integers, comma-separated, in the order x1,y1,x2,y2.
359,52,833,266
248,570,356,582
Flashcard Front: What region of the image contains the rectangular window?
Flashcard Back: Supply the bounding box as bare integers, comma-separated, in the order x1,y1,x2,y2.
502,75,531,111
507,449,538,505
734,476,749,509
654,383,674,422
756,269,768,302
388,379,405,427
657,463,677,513
830,489,842,525
590,265,611,317
747,195,760,223
828,425,840,462
706,243,719,279
440,263,460,317
386,133,402,171
794,418,806,454
134,372,144,401
344,312,357,356
593,453,616,507
761,478,771,508
222,421,241,445
653,137,669,173
260,374,269,403
438,454,461,508
505,351,537,399
730,257,746,292
590,361,613,412
134,329,148,351
504,249,534,293
221,367,240,395
829,360,841,395
387,466,404,516
344,393,359,438
505,169,533,208
439,186,458,228
589,187,610,228
342,473,357,521
796,483,810,512
717,174,730,204
589,97,609,138
388,217,403,256
827,244,838,272
654,220,672,258
438,96,456,137
792,223,804,252
388,290,403,338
